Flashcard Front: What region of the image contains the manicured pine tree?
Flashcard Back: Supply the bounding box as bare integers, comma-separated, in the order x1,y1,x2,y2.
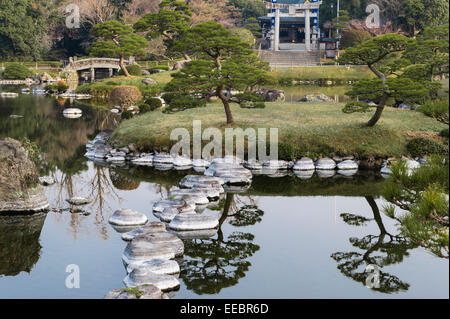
89,20,148,77
164,21,275,125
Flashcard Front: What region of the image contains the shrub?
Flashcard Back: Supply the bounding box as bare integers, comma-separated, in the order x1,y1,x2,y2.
109,86,143,107
340,30,372,49
121,110,134,120
229,27,256,46
146,97,163,110
342,101,372,114
138,103,151,114
278,143,298,161
118,64,142,76
47,80,69,94
439,128,449,138
418,99,449,124
3,63,33,80
406,138,448,157
163,94,206,113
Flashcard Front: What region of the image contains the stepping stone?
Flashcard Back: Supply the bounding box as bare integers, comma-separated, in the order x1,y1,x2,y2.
315,158,336,170
179,175,225,188
244,160,263,170
121,222,167,241
131,156,154,166
294,170,314,180
262,160,290,170
173,156,192,167
169,188,209,205
122,238,175,268
169,214,219,231
205,163,253,185
154,163,173,171
170,228,218,240
105,285,168,299
193,159,210,168
129,232,184,257
66,197,91,205
123,267,180,291
126,258,180,275
293,158,315,171
39,176,55,186
152,198,196,213
223,184,251,193
159,207,181,223
84,151,95,159
153,154,174,165
109,208,148,226
337,160,358,170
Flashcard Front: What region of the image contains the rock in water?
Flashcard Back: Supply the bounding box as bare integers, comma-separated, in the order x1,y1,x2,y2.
126,258,180,275
0,138,49,213
105,285,168,299
122,238,175,268
108,208,148,226
169,214,219,231
337,160,358,170
66,197,92,206
38,176,55,186
123,267,180,291
315,158,336,170
293,158,315,171
134,232,184,257
121,222,166,241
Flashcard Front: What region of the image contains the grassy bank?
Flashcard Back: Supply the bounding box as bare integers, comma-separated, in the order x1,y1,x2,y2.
271,65,374,81
110,102,447,159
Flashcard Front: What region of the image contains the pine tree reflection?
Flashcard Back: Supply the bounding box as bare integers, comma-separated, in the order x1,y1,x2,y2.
331,196,418,293
179,193,262,295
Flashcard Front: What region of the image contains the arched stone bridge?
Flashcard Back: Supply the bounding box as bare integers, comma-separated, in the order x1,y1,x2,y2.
62,57,136,90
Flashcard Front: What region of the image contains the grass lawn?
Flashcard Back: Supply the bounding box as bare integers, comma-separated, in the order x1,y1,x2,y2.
110,102,447,159
270,65,374,81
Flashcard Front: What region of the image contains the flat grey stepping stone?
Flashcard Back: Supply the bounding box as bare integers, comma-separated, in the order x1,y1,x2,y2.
173,156,192,167
66,197,91,205
105,285,168,299
316,170,336,178
154,163,173,171
179,175,225,188
315,158,336,170
262,160,290,170
193,159,210,167
109,208,148,226
169,214,219,231
126,258,180,275
337,160,358,170
153,154,174,165
338,169,358,177
135,232,184,257
159,207,181,223
152,198,196,213
122,237,175,267
39,176,55,186
205,164,253,185
294,170,314,179
169,188,209,205
223,184,251,193
131,156,154,165
121,222,166,241
244,160,263,170
170,228,218,240
123,267,180,291
293,158,315,171
380,165,392,175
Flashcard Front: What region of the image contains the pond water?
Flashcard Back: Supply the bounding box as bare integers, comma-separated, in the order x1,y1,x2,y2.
0,94,448,299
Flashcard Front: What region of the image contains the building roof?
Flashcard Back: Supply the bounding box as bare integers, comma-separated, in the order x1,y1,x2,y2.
258,16,305,24
274,0,305,4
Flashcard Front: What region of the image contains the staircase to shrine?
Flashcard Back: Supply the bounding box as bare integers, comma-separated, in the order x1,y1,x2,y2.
259,50,321,67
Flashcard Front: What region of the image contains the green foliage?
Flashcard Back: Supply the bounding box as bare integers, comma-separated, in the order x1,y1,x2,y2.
46,81,69,94
418,99,449,124
151,65,170,71
342,101,372,114
244,17,262,38
382,156,449,258
139,98,163,114
439,128,449,138
229,28,255,46
163,93,206,113
121,110,134,120
406,138,448,157
20,137,41,168
118,65,142,76
228,0,266,20
340,30,372,49
2,63,33,80
233,92,265,109
165,21,272,124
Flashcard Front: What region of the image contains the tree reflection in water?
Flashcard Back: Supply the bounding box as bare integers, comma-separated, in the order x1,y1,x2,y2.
180,193,262,295
331,196,418,293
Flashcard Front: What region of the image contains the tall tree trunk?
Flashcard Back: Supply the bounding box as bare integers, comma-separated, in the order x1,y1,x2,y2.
366,93,389,127
119,55,130,77
217,85,234,125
